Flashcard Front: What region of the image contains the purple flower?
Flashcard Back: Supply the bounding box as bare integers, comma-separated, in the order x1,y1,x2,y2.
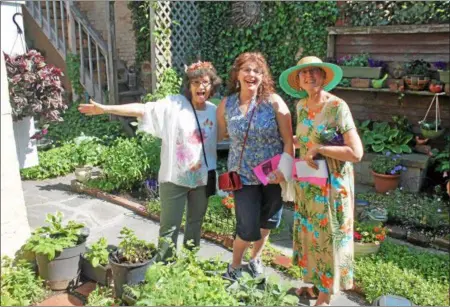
385,151,391,156
433,61,447,71
402,167,407,171
390,170,396,175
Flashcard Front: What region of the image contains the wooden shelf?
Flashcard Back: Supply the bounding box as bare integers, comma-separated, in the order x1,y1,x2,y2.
333,87,449,97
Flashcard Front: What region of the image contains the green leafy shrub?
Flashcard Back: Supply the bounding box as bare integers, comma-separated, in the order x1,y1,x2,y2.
24,212,85,260
337,53,370,67
87,285,120,306
355,241,449,306
143,68,182,102
432,134,450,176
87,134,161,192
342,1,450,26
46,100,124,146
1,257,47,306
84,237,110,268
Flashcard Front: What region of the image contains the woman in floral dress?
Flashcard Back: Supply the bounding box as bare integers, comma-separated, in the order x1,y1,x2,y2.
280,56,364,306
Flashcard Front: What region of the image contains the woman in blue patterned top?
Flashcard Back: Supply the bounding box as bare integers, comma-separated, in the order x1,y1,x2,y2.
217,52,294,280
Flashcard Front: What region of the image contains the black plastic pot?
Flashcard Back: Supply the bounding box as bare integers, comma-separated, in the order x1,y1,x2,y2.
81,256,112,285
35,240,87,290
109,251,156,298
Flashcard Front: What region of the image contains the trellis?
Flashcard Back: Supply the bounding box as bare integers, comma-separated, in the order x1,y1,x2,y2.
150,1,200,91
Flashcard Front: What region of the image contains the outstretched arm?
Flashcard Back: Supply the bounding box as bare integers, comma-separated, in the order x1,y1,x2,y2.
217,97,228,141
78,99,145,118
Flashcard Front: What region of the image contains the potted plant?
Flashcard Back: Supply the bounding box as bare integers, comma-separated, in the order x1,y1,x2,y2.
337,53,385,79
404,59,431,91
354,221,388,257
370,152,407,193
82,237,116,285
4,50,68,169
429,79,444,93
23,212,88,290
109,227,157,298
419,120,445,140
433,61,449,84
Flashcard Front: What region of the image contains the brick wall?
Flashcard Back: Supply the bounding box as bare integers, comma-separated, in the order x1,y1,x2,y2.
76,1,136,68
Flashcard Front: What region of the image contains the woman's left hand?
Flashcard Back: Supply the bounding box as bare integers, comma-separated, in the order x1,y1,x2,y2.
267,169,285,184
304,145,321,170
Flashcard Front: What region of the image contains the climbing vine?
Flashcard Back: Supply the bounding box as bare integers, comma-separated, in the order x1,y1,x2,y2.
197,1,339,99
128,0,152,68
342,1,450,26
66,53,83,96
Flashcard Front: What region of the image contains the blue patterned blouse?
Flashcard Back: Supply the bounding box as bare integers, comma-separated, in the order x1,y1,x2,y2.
225,94,284,185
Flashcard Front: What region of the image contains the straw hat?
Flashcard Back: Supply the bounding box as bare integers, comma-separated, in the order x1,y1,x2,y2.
279,56,343,98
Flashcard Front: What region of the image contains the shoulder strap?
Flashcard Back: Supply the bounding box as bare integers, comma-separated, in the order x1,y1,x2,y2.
189,101,208,168
237,100,259,171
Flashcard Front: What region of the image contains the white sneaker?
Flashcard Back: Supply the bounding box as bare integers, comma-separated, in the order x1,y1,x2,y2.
248,258,264,278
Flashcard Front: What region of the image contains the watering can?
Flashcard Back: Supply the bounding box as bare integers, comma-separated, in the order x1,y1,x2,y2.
371,74,388,89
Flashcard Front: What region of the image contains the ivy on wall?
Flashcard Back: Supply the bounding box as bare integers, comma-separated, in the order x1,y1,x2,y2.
342,1,450,26
128,0,152,68
197,1,339,99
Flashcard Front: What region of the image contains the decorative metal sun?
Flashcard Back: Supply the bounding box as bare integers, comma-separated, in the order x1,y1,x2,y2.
231,1,262,28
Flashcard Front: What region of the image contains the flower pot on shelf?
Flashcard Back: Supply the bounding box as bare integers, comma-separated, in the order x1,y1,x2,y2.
404,75,430,91
354,241,381,257
429,83,443,93
387,79,404,92
438,70,450,84
371,171,400,193
351,78,371,88
341,66,382,79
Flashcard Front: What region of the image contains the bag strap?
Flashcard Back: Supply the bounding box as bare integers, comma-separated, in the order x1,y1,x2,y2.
189,100,209,168
237,99,260,171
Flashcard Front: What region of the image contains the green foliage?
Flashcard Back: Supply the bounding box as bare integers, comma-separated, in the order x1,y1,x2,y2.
84,237,110,268
355,241,449,306
143,68,182,102
46,100,124,146
338,53,370,67
24,212,85,260
342,1,450,26
357,190,450,237
404,59,431,77
128,1,152,66
66,53,83,96
202,195,236,235
86,134,161,192
20,138,107,180
370,152,406,175
1,257,47,306
117,227,156,264
357,120,413,154
433,134,450,175
197,1,339,98
87,285,120,306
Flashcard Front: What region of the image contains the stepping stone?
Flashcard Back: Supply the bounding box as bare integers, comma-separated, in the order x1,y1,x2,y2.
37,293,83,306
273,255,292,268
75,281,97,297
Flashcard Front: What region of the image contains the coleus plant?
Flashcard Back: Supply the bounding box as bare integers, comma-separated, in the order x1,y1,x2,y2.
4,49,68,122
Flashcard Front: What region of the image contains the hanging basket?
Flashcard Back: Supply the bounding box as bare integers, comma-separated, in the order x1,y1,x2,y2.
419,93,445,140
404,75,430,91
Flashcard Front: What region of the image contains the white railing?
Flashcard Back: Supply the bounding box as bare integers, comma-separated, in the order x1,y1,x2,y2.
24,0,118,105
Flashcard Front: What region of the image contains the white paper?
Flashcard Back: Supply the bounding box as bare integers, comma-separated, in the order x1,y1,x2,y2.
295,160,328,178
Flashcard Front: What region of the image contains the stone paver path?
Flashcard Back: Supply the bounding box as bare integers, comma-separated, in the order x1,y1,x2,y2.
23,173,367,306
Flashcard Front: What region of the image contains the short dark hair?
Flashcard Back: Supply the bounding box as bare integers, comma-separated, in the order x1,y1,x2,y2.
182,65,222,101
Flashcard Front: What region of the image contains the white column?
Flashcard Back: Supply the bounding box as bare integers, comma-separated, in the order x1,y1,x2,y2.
1,51,31,257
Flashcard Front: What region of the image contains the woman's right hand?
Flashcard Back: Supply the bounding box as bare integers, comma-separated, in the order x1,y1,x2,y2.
78,99,106,115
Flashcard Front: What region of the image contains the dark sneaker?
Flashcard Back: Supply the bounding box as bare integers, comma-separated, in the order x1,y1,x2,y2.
248,258,264,278
222,264,243,281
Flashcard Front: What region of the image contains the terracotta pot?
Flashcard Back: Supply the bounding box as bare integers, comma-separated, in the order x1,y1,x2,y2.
371,171,400,193
351,78,370,88
354,241,381,257
404,75,430,91
429,83,443,93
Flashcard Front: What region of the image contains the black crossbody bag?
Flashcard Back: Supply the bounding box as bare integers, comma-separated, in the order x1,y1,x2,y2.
189,102,216,198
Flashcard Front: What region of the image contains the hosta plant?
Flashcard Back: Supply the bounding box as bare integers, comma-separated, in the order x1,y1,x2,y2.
4,49,67,122
24,211,86,260
113,227,156,264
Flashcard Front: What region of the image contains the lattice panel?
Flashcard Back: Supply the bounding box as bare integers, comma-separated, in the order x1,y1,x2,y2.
154,1,200,88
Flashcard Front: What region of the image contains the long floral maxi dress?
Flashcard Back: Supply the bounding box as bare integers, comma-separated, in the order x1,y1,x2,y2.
293,96,356,294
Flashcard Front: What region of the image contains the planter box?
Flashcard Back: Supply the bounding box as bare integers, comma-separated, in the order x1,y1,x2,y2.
353,153,430,193
81,256,112,285
354,242,381,257
351,78,371,88
341,66,382,79
438,70,450,84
